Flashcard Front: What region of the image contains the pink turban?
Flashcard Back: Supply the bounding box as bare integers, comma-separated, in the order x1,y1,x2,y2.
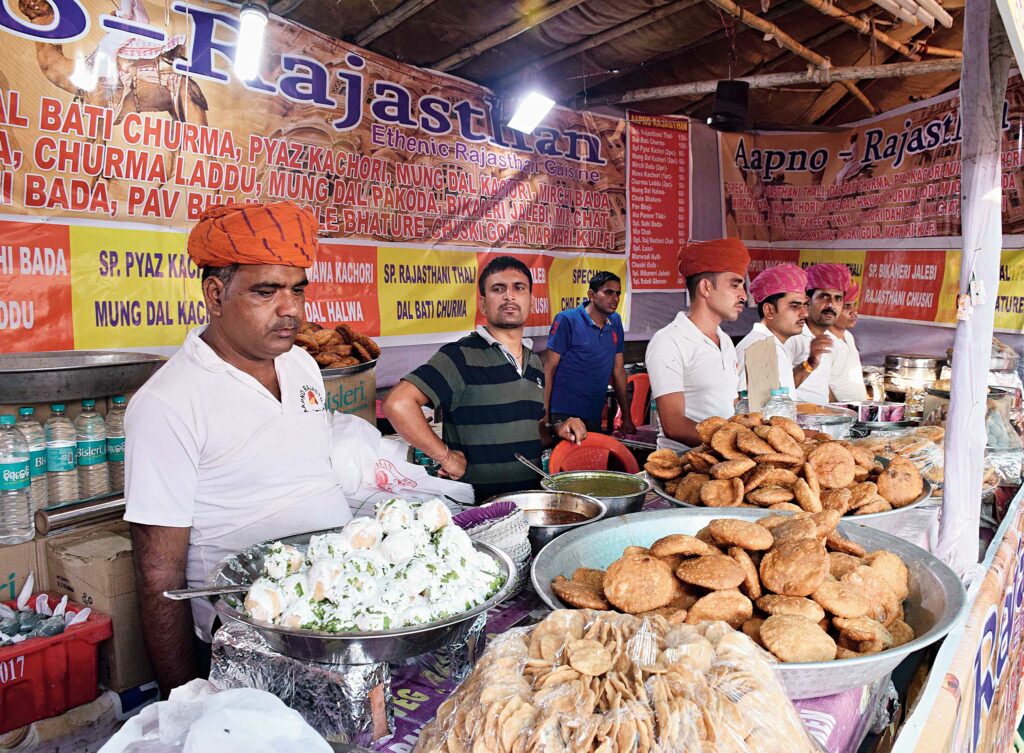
748,263,808,303
845,280,860,303
805,263,852,295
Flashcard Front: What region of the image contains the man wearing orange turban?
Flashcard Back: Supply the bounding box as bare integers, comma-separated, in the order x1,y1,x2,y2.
124,202,352,695
646,238,750,449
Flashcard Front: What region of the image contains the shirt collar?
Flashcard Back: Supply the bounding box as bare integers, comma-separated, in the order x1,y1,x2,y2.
674,312,725,346
753,321,788,345
475,325,533,352
579,302,612,331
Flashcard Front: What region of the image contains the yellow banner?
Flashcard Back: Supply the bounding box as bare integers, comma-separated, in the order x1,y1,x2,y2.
377,247,478,336
548,256,630,328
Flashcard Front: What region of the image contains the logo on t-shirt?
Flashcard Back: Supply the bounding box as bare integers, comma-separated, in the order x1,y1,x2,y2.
299,385,326,412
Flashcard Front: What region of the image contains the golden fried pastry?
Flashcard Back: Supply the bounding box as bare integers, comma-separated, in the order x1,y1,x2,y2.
808,443,856,489
675,554,746,590
820,488,852,514
645,461,684,480
826,531,867,558
876,457,924,507
710,423,746,460
603,554,676,614
759,539,829,597
736,427,775,456
747,485,795,506
571,568,606,592
710,457,756,479
760,614,837,662
650,533,710,558
756,594,826,623
764,426,804,457
728,546,763,601
768,416,806,443
696,416,728,445
811,581,871,619
793,478,822,512
701,478,744,507
674,473,709,505
828,552,865,580
887,619,916,647
708,519,774,551
552,576,609,610
684,589,753,628
841,566,900,625
864,551,910,601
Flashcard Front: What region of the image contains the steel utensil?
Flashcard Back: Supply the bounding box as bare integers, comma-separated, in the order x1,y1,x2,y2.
515,453,551,479
163,585,251,600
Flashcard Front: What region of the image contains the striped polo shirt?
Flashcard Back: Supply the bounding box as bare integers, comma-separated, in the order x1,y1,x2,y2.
404,331,545,502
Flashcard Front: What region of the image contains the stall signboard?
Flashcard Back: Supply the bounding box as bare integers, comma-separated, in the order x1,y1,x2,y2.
626,113,691,291
0,0,637,349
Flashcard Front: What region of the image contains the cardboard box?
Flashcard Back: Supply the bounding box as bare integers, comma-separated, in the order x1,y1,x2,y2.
0,540,37,603
43,521,153,692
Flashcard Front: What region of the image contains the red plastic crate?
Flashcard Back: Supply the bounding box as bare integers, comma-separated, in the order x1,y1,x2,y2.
0,594,112,734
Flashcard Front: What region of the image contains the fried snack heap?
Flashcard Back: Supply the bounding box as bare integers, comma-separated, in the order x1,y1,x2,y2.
646,414,925,515
294,322,381,369
550,511,916,664
415,611,819,753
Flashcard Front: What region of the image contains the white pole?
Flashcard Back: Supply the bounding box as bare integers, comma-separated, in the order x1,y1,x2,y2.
935,0,1012,578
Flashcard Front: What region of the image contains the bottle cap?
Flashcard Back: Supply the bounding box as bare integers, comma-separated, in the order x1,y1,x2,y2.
770,389,782,396
779,387,790,395
0,415,14,426
112,396,127,405
18,407,33,416
82,399,96,408
51,403,65,411
739,390,748,397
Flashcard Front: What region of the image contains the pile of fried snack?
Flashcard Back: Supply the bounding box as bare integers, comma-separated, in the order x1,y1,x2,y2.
295,323,381,369
551,510,915,663
645,414,926,515
415,611,820,753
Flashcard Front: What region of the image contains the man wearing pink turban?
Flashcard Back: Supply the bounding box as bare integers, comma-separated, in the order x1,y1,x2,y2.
736,264,809,395
829,280,868,401
784,263,852,404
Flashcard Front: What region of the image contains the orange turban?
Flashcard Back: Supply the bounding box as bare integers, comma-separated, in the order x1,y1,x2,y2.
678,238,750,279
187,201,319,269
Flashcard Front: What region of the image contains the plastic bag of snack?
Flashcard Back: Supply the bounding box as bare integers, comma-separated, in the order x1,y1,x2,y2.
414,610,824,753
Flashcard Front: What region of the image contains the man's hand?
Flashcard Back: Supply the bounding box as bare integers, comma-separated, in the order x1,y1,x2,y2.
807,334,833,369
618,416,637,435
437,449,467,480
556,417,588,445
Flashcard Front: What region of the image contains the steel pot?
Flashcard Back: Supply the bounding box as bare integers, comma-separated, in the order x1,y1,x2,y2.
483,491,606,553
540,471,650,517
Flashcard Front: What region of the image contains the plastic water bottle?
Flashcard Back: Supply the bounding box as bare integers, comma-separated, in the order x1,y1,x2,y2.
76,399,110,498
105,396,127,492
0,415,33,545
649,398,661,431
736,390,750,415
45,404,79,503
777,387,798,420
763,388,798,421
16,407,48,513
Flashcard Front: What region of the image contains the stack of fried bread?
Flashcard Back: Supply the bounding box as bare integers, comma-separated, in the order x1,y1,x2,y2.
295,322,381,369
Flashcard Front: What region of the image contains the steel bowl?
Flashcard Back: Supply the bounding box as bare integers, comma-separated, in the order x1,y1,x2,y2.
483,491,606,553
0,351,165,403
796,405,857,439
541,471,651,517
208,531,516,664
531,508,966,700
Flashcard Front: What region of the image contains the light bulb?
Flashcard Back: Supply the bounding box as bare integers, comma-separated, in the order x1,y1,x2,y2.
234,3,268,81
507,92,555,134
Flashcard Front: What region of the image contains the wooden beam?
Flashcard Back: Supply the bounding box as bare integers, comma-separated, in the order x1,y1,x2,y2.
354,0,441,47
431,0,588,72
577,57,961,105
702,0,877,114
798,0,921,59
495,0,702,89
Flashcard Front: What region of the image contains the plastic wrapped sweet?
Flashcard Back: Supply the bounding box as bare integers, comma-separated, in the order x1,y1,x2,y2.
415,610,823,753
242,498,505,632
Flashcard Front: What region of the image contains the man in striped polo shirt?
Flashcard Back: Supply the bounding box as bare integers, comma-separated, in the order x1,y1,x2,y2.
384,257,587,502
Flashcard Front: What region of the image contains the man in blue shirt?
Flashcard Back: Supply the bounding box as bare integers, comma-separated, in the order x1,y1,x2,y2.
544,271,635,434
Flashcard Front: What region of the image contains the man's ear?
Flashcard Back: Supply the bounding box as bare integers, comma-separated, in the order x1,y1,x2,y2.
203,277,226,318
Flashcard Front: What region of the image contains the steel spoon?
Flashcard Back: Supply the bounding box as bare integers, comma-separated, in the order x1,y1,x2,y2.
163,585,251,601
515,453,551,480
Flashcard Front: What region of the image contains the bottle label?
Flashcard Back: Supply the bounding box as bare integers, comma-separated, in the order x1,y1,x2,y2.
29,449,46,479
47,443,76,472
0,460,30,491
77,439,107,467
107,436,126,463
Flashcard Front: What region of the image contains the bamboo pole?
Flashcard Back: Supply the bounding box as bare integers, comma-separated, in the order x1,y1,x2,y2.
577,57,961,106
354,0,441,46
701,0,878,114
798,0,920,59
914,42,963,57
431,0,588,72
495,0,701,89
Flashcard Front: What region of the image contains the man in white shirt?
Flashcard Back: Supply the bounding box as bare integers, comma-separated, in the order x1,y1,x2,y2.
785,263,852,405
646,238,750,449
736,264,809,394
830,280,869,401
124,202,353,695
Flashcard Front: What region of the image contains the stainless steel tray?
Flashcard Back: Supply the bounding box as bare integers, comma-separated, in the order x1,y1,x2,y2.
0,351,165,403
208,529,516,664
530,508,966,700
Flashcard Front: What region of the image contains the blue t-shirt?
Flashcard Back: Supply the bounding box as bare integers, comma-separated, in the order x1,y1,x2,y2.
547,303,625,422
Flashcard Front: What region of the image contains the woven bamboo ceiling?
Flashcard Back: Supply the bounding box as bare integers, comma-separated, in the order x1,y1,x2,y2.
274,0,963,127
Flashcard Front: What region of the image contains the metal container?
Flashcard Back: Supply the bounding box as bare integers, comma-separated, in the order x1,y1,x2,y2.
320,358,378,424
540,471,651,517
990,353,1020,372
207,531,516,664
795,405,857,439
883,353,944,396
484,491,606,553
531,508,967,700
0,351,165,404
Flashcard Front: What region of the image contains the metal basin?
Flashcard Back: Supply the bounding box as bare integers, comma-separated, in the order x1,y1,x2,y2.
207,530,516,665
484,491,606,553
0,351,165,403
531,508,967,700
541,470,650,517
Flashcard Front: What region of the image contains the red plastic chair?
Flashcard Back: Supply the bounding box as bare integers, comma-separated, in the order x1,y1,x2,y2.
615,373,650,429
550,433,640,474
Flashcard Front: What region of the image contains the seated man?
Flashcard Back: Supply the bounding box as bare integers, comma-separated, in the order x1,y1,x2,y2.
124,202,353,696
384,256,586,502
786,263,851,405
736,263,809,395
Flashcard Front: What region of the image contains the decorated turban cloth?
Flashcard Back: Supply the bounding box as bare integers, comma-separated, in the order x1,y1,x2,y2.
187,201,319,269
748,263,808,304
678,238,750,279
845,280,861,303
805,263,852,295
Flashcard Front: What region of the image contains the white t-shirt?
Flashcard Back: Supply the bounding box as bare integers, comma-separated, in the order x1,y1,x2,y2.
829,330,868,401
646,312,739,450
784,325,840,405
735,322,797,394
123,326,353,640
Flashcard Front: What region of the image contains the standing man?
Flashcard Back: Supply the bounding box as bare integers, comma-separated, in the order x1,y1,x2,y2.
646,238,750,450
829,280,868,401
786,263,852,405
383,256,587,502
544,271,635,435
124,202,353,696
736,264,809,394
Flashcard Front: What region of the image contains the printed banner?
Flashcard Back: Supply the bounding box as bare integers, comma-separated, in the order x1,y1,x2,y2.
626,113,691,290
720,76,1024,243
